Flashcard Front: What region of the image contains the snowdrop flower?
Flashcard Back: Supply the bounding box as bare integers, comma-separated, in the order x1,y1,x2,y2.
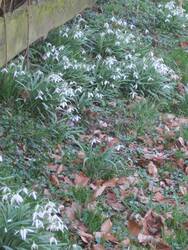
29,191,37,200
1,186,11,194
33,219,44,229
115,145,125,151
74,30,84,39
50,236,58,245
88,92,94,98
17,228,34,241
48,73,63,83
1,68,8,73
11,193,24,205
31,242,38,250
20,187,29,195
60,101,68,108
35,90,44,100
165,1,175,10
71,115,81,122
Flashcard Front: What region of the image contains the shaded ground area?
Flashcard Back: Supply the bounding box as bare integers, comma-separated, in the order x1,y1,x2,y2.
0,0,188,249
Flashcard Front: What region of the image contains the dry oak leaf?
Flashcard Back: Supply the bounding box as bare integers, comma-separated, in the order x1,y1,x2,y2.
103,233,118,243
93,178,118,198
106,191,124,211
49,174,60,187
101,219,112,233
77,151,86,160
47,163,59,172
143,210,164,237
56,164,64,175
92,244,105,250
74,172,89,187
147,161,158,177
94,185,106,198
179,186,188,196
65,202,81,221
128,219,142,237
78,230,94,244
121,238,130,247
153,192,165,202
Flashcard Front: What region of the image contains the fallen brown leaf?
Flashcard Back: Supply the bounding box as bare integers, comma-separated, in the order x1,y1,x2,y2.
94,185,106,198
143,210,164,236
78,230,94,244
56,164,64,175
74,172,89,187
179,186,188,196
77,151,86,160
101,219,112,234
128,219,142,237
147,161,158,177
121,237,130,247
153,192,165,202
65,202,80,220
92,244,105,250
180,41,188,48
47,163,58,171
49,174,60,187
106,191,124,211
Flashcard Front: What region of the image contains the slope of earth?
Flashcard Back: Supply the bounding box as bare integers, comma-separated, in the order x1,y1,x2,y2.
0,0,188,249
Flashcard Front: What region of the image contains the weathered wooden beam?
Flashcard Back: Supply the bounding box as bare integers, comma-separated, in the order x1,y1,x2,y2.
0,0,93,67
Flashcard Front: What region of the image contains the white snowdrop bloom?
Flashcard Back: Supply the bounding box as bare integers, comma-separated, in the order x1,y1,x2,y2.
29,191,37,200
104,22,110,29
1,186,11,194
60,101,68,108
95,93,103,99
31,242,38,250
2,194,9,202
1,68,8,73
71,115,81,122
133,71,139,79
105,56,117,68
148,77,154,82
20,188,29,195
165,18,170,23
67,106,75,113
125,53,133,60
96,54,102,60
50,236,58,245
59,45,65,51
100,32,105,37
48,73,63,83
111,16,116,22
125,33,135,43
165,1,175,10
33,219,44,229
74,30,84,39
105,48,112,54
88,92,94,98
106,28,114,34
35,90,44,100
115,41,120,46
11,193,24,205
115,144,125,151
18,228,34,241
62,32,69,38
35,70,44,78
91,137,101,146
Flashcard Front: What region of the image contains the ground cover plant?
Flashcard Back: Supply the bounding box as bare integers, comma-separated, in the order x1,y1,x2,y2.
0,0,188,249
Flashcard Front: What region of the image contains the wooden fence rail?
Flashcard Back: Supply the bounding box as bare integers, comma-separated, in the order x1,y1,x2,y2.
0,0,93,67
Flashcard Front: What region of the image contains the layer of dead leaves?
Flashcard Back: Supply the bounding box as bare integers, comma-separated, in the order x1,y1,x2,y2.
45,113,188,249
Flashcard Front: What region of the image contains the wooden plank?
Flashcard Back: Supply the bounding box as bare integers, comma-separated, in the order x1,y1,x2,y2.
0,0,93,67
